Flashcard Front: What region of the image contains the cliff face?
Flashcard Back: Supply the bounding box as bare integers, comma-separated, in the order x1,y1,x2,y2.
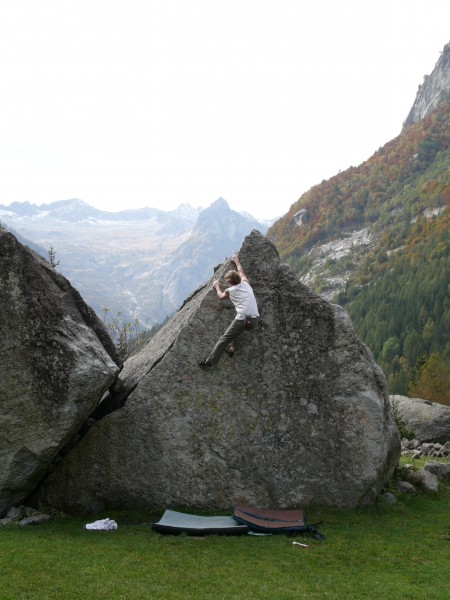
403,42,450,126
0,231,120,514
35,231,400,513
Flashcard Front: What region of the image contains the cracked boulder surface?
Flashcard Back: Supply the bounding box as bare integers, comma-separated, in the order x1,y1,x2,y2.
0,231,120,514
35,230,400,512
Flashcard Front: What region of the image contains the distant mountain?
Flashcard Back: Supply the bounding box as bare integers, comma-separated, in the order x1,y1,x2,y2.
0,198,202,234
267,43,450,400
0,197,267,326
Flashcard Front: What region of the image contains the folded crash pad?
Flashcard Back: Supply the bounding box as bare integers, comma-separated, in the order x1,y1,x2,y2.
233,503,306,524
231,503,326,537
233,508,308,532
152,509,249,536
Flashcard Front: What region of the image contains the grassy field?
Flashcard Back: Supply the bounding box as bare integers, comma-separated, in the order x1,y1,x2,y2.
0,458,449,600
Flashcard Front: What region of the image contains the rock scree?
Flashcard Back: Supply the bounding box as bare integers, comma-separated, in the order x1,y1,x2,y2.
34,231,400,512
0,231,120,515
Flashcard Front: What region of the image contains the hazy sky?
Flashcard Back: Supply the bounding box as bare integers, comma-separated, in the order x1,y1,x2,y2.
0,1,448,219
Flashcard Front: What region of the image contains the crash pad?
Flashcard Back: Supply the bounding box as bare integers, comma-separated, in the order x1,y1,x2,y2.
152,509,249,535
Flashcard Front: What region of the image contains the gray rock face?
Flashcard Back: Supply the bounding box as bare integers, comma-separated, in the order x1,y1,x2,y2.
36,231,399,512
293,209,308,226
403,42,450,126
391,395,450,444
0,231,120,515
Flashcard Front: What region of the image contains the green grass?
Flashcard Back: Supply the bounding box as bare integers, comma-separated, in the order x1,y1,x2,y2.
1,462,449,600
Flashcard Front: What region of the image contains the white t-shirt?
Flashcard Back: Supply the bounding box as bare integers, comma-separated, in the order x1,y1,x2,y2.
227,281,259,320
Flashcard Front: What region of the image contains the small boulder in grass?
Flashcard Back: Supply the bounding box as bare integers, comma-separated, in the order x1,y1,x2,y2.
5,506,26,520
397,480,417,494
424,461,450,480
382,492,397,504
1,505,51,527
391,395,450,445
408,470,439,493
18,514,51,527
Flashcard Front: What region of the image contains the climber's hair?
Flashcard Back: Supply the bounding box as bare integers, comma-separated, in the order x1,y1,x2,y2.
224,270,241,286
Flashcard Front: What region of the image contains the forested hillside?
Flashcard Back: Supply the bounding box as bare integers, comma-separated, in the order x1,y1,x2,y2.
268,101,449,403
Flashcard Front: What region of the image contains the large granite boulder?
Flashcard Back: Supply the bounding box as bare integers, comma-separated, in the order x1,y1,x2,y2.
35,231,399,512
391,395,450,444
0,231,120,514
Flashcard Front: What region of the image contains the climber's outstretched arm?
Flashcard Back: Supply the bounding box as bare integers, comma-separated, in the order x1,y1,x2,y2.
232,254,248,283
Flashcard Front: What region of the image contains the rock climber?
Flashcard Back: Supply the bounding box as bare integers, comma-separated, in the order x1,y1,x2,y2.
198,254,259,367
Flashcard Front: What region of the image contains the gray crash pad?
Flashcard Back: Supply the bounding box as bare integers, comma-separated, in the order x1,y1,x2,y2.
152,509,249,535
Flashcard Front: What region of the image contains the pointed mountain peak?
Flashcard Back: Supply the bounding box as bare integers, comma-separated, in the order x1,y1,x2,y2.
209,197,230,211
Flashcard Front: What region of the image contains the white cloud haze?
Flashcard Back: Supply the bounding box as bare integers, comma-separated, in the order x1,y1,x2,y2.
0,0,448,219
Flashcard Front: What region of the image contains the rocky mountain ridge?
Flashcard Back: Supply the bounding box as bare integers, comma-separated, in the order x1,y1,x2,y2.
0,198,201,225
403,42,450,127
